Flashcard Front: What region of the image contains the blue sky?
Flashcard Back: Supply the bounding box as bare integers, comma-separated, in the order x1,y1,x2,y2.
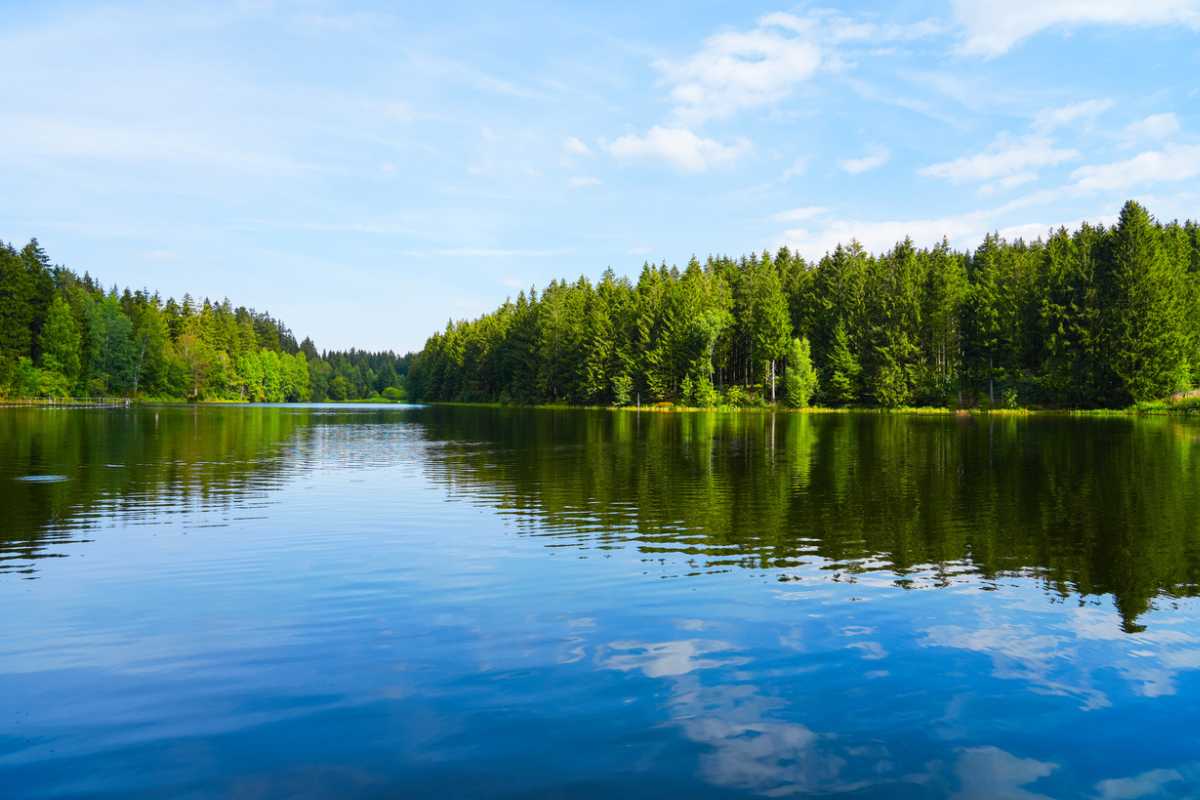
3,1,1199,352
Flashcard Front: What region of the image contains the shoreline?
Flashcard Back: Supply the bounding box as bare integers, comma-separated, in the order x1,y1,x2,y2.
2,398,1196,416
0,397,408,407
422,400,1200,417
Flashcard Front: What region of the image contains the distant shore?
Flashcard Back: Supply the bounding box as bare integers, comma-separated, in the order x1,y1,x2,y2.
0,396,409,407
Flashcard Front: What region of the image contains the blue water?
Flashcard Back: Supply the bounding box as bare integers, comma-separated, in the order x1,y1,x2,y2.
1,405,1198,798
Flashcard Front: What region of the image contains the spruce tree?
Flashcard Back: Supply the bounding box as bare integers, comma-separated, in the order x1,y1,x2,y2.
1103,201,1190,402
826,322,861,404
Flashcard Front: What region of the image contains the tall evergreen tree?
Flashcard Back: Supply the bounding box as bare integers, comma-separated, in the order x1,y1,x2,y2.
1102,201,1190,402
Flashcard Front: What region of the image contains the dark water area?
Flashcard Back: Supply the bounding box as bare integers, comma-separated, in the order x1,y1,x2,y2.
2,405,1199,798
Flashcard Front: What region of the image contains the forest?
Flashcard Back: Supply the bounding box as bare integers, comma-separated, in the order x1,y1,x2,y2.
0,240,409,402
408,201,1200,409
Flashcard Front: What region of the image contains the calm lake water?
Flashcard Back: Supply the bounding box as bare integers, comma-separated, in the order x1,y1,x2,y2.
2,405,1199,799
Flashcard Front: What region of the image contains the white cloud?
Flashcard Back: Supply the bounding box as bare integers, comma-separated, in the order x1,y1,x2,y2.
980,171,1039,195
568,176,601,188
562,136,592,158
654,11,943,123
954,0,1200,57
952,746,1056,800
657,17,822,122
608,126,750,172
603,639,742,678
778,198,1113,257
782,211,986,257
762,11,944,43
1095,768,1184,800
1123,112,1181,143
839,146,890,174
771,206,827,223
1032,98,1114,132
1071,143,1200,191
995,221,1059,242
921,135,1079,183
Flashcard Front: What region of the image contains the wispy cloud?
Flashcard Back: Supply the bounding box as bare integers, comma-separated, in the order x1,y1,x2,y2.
656,16,822,123
953,0,1200,57
839,146,890,174
563,136,593,158
568,176,602,188
921,135,1079,183
1095,768,1185,800
979,172,1039,195
1032,98,1114,132
1122,112,1181,143
1071,143,1200,191
0,113,315,175
608,126,750,172
658,10,942,123
771,206,827,223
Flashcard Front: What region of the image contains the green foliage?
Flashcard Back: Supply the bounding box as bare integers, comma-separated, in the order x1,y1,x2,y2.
724,385,750,407
6,200,1200,410
12,357,40,397
407,203,1200,410
825,323,861,404
0,240,405,402
784,336,818,407
611,373,633,406
39,295,81,385
1103,201,1191,403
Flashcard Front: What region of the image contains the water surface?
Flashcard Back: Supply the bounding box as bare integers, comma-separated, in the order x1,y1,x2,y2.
2,405,1199,798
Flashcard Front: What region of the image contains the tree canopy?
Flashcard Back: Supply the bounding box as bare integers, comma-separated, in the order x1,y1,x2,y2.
409,202,1200,409
0,241,411,402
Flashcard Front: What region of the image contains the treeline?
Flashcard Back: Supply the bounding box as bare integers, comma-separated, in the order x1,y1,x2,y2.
409,201,1200,409
0,240,410,402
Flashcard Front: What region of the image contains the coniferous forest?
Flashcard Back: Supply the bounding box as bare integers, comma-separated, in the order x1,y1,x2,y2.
4,201,1198,408
0,240,409,402
408,201,1200,409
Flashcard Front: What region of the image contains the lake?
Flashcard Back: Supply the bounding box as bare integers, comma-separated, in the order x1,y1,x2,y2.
2,405,1199,798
